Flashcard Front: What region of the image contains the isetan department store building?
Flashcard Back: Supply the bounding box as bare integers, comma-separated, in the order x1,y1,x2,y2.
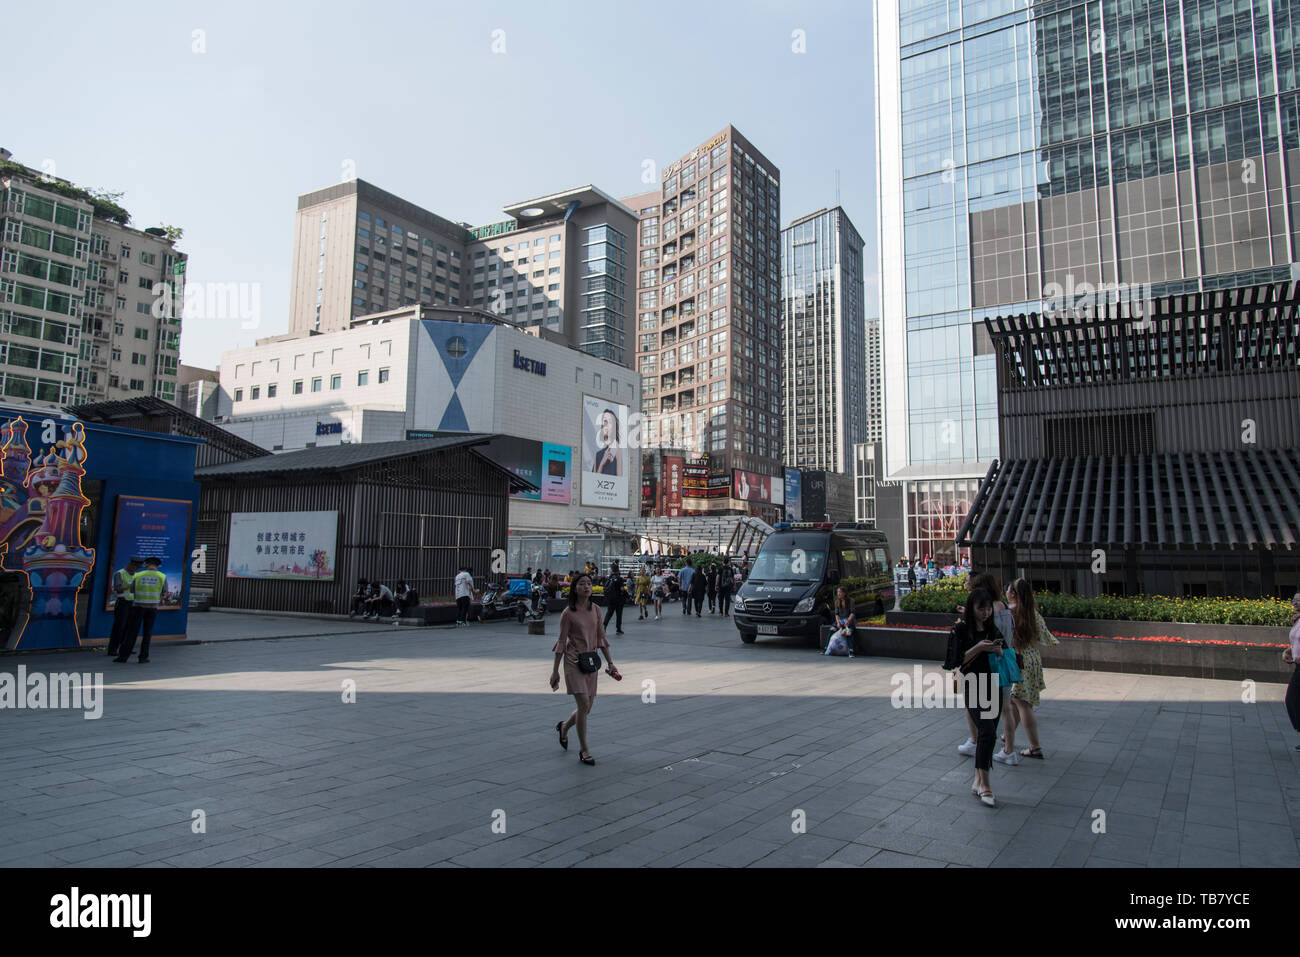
215,310,640,531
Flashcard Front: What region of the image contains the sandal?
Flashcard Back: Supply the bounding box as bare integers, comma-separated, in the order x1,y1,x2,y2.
579,751,595,765
978,789,996,807
1020,747,1044,758
556,721,568,751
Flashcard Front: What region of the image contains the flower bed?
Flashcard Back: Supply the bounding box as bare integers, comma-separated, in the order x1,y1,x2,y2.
901,574,1294,626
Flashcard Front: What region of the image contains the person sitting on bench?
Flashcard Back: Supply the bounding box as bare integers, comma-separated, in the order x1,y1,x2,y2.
394,581,420,618
350,578,372,618
364,581,395,620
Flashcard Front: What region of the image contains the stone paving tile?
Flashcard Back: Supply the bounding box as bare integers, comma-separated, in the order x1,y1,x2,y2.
3,611,1293,868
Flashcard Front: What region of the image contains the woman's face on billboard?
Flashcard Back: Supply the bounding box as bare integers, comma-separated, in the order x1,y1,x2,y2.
599,411,616,446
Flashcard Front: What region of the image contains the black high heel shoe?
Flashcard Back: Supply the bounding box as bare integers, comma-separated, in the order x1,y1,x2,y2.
555,721,568,751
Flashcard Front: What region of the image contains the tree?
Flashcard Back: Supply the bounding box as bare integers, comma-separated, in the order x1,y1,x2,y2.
310,549,329,578
156,224,184,243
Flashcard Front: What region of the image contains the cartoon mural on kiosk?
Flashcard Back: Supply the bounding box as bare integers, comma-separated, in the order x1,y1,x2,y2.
0,416,96,650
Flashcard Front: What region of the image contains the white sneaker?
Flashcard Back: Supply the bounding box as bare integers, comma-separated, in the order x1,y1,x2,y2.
993,749,1021,766
957,739,977,756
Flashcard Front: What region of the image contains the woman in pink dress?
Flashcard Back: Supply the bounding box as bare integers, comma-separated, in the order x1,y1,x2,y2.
550,573,620,765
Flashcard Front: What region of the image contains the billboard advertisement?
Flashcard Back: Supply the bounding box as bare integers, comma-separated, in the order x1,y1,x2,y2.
732,469,776,504
581,395,629,509
784,468,803,522
227,511,338,580
682,464,709,500
641,475,656,515
663,456,683,517
104,496,191,611
411,432,572,504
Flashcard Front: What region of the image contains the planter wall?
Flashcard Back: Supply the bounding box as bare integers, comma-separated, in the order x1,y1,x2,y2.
886,610,1290,645
867,615,1291,683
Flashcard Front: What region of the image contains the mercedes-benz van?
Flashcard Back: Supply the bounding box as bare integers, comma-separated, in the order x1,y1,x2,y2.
733,523,893,645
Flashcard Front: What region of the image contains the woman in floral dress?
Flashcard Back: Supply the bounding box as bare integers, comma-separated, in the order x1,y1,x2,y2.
997,578,1059,761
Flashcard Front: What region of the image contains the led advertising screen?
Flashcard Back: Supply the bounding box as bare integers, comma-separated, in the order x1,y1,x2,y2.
784,467,803,522
732,469,775,504
663,456,683,517
104,496,192,611
581,396,629,509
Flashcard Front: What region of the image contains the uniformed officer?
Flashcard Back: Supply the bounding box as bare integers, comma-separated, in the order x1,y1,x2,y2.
105,555,143,657
115,557,166,664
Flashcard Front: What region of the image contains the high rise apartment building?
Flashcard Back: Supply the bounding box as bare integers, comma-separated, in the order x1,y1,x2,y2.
865,315,883,444
626,126,784,518
874,0,1300,562
781,206,867,473
288,180,636,365
1,153,184,409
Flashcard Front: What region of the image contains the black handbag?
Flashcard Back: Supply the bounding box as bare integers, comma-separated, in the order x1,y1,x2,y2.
577,652,602,674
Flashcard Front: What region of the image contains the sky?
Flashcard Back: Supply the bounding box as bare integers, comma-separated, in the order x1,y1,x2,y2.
5,0,877,370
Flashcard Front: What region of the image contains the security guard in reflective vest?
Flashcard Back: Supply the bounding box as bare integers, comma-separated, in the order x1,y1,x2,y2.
115,557,166,664
105,556,143,657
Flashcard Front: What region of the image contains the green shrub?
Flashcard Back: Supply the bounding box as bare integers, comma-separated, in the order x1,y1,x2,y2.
900,575,1292,626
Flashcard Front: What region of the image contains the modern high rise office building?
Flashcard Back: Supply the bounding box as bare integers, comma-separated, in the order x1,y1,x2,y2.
288,180,636,366
781,206,868,473
625,126,785,520
1,152,185,409
874,0,1300,563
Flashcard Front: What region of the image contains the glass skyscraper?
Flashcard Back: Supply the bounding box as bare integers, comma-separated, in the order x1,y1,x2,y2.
782,206,868,473
875,0,1300,563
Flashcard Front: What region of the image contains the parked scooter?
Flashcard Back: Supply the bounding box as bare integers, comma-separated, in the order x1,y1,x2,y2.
517,583,548,623
479,581,522,621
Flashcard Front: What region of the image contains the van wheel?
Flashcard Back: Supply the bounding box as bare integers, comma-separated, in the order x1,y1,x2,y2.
516,605,526,624
874,599,884,616
740,632,756,644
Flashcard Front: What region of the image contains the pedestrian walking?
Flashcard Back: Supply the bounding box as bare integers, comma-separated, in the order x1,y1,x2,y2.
114,557,166,664
717,559,734,616
907,559,916,592
550,573,621,766
602,561,628,635
105,556,142,658
1284,592,1300,750
635,565,650,620
650,568,666,620
955,571,1013,756
706,564,717,613
689,561,706,616
942,588,1005,806
996,578,1059,763
678,560,696,615
454,566,474,626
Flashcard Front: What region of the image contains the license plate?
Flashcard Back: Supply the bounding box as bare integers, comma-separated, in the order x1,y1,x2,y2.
757,624,778,635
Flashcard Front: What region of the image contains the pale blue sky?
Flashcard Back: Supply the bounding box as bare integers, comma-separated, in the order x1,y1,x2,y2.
6,0,876,369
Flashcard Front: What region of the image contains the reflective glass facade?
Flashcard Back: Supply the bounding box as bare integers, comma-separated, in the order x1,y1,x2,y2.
782,207,867,473
876,0,1300,552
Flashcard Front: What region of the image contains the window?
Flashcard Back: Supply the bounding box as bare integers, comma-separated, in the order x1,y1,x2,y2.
120,245,131,259
330,374,341,389
311,377,322,392
267,384,277,398
357,370,369,386
234,388,244,402
250,386,260,400
378,368,390,383
134,327,149,340
293,380,303,395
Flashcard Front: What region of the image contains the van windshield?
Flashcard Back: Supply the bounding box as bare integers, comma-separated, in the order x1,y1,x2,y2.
749,548,827,582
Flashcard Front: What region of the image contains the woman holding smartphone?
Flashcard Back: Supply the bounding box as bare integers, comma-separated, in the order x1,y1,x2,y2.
943,588,1005,806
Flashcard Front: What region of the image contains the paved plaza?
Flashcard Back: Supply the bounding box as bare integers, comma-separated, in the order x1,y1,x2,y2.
2,608,1298,868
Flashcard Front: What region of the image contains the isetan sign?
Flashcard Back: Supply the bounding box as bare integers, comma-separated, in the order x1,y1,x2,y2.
513,351,546,376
